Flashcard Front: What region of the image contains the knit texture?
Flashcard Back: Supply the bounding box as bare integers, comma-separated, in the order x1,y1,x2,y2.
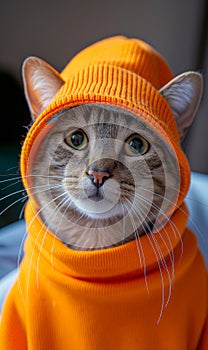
20,36,190,208
0,201,208,349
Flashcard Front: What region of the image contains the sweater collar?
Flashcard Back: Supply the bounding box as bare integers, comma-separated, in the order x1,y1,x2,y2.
24,200,188,281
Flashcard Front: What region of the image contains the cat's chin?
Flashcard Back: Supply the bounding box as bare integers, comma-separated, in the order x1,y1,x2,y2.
72,198,125,220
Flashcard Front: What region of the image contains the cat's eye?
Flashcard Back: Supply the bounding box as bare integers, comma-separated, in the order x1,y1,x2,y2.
125,134,149,156
64,129,88,150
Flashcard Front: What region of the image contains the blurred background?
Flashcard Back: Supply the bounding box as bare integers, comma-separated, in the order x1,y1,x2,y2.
0,0,207,227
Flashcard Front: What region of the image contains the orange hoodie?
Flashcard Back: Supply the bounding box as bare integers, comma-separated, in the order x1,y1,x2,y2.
0,36,208,349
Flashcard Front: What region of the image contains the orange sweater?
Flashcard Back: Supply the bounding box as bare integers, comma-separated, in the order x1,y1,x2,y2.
0,201,208,349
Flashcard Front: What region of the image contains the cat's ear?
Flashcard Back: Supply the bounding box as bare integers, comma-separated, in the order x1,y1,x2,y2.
22,57,64,120
159,72,203,140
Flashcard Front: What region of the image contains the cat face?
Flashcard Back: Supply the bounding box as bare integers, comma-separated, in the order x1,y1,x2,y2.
22,55,203,250
27,104,180,250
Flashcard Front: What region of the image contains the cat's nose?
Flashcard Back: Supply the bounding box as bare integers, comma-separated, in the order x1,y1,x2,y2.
87,169,111,187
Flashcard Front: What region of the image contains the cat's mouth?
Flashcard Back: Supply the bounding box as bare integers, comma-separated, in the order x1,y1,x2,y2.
88,193,104,202
72,197,123,219
70,179,123,219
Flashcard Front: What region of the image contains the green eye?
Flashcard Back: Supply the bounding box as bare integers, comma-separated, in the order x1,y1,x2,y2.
65,129,88,150
125,134,149,156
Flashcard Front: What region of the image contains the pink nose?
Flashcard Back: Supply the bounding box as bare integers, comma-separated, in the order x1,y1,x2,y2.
88,170,111,186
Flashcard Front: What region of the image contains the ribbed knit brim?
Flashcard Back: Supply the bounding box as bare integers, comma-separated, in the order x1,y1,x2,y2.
20,36,190,207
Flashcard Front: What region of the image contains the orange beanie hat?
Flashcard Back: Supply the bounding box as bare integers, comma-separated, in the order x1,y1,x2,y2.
20,36,190,206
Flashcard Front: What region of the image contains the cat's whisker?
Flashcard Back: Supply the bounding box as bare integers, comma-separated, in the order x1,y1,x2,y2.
0,195,28,216
0,185,60,216
50,195,73,267
136,176,179,188
124,199,167,323
132,192,176,254
0,179,23,191
125,189,178,276
123,201,149,293
6,166,20,172
0,173,63,186
0,175,22,182
0,183,63,216
18,201,27,220
26,191,68,295
124,196,173,317
130,198,174,303
20,172,63,180
17,191,68,300
137,186,177,201
0,173,65,194
0,183,61,202
121,203,127,245
139,187,188,256
70,207,89,227
36,192,70,286
128,188,184,261
26,173,64,180
130,189,185,312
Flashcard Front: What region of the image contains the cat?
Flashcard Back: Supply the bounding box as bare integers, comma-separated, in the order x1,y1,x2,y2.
0,36,207,350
